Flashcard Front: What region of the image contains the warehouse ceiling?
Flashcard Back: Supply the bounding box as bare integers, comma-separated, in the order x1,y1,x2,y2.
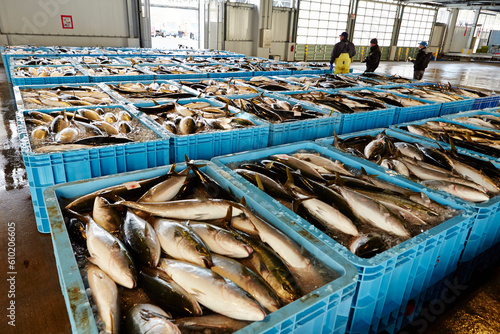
400,0,500,11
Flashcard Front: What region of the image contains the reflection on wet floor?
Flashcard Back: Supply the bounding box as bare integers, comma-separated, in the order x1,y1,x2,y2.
350,61,500,91
0,82,27,192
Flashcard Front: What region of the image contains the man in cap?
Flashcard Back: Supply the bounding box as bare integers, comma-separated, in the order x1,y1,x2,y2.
363,38,381,73
330,32,356,74
410,41,431,80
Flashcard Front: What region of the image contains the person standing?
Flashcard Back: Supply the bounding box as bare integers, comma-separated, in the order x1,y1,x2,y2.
363,38,382,73
411,41,430,80
330,32,356,74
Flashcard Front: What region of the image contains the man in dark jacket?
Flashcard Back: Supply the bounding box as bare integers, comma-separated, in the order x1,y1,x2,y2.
330,32,356,74
411,41,429,80
363,38,381,73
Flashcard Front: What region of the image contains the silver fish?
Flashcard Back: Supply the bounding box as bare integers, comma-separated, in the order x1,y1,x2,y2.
116,199,243,220
126,304,180,334
92,196,121,233
138,166,191,202
122,210,161,267
190,223,253,258
211,254,280,312
152,218,213,268
86,218,137,288
159,258,267,321
87,264,120,334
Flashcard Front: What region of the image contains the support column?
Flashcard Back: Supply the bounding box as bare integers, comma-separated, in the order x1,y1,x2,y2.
442,8,458,54
467,8,481,51
389,3,404,60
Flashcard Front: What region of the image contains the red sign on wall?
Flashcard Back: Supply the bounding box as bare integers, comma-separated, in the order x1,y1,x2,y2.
61,15,73,29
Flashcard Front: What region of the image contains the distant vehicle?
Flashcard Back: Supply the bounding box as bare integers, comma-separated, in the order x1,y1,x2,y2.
151,26,156,37
155,29,167,37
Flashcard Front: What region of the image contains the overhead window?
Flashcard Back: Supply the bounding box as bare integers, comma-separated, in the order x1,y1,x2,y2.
297,0,350,45
353,0,398,47
397,5,436,47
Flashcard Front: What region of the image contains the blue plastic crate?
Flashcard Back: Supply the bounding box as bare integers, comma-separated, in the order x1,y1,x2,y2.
359,87,442,123
44,161,358,334
81,64,156,83
10,63,90,85
212,141,475,334
220,93,341,146
100,80,197,104
274,90,399,134
128,98,269,163
472,94,500,109
439,99,475,116
334,86,441,124
318,127,500,283
16,105,170,233
13,82,120,111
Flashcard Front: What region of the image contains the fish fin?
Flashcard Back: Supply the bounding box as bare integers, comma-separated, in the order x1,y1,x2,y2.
191,288,206,297
224,206,233,228
283,168,295,190
240,197,247,206
332,126,341,149
360,167,378,178
168,163,177,175
264,161,274,170
448,139,457,155
197,92,203,98
420,192,431,204
254,174,265,192
152,99,159,106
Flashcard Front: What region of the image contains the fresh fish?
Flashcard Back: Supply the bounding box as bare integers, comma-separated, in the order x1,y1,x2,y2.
271,154,324,181
159,258,267,321
125,304,181,334
301,196,360,236
190,223,253,258
140,268,203,317
235,231,301,305
138,166,191,202
172,314,250,333
450,158,500,195
115,199,244,220
235,169,294,200
49,113,70,133
335,186,411,238
87,264,120,334
293,153,353,176
394,142,423,160
31,126,49,139
152,218,213,268
421,180,490,202
86,218,137,288
349,234,386,258
364,137,386,159
55,127,79,143
211,254,281,312
92,196,121,233
122,210,161,267
236,206,311,269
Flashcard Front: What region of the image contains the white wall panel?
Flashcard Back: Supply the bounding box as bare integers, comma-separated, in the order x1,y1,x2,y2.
226,4,253,41
0,0,129,37
272,8,290,42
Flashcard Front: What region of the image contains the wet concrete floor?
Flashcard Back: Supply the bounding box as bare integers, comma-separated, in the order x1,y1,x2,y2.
0,61,498,333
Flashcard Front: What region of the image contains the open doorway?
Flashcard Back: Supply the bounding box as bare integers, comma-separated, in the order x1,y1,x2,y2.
150,0,200,49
